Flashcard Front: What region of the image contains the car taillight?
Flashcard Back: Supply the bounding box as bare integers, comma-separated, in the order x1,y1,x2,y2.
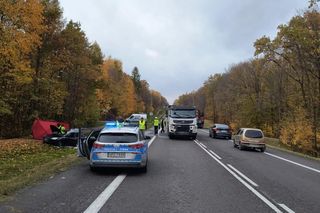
212,128,217,132
93,143,104,149
129,143,144,149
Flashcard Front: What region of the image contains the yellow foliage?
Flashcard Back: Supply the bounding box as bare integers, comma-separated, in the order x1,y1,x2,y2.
280,109,313,151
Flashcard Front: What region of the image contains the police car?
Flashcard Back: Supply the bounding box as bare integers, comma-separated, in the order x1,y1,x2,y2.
78,122,150,173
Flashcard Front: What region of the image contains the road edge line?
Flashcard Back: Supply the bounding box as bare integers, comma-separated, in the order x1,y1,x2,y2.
84,174,127,213
265,152,320,174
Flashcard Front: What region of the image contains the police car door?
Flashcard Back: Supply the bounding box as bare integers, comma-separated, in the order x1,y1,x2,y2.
81,129,101,160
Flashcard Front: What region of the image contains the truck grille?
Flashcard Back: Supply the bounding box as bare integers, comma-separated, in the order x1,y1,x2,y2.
173,120,193,124
176,125,190,132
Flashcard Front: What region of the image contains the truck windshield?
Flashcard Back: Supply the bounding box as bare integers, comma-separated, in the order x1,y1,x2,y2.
170,109,196,118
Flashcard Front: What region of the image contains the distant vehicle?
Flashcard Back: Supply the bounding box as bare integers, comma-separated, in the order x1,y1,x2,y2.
165,105,197,139
209,124,232,140
233,128,266,152
125,113,147,126
197,110,204,128
43,128,81,147
78,123,150,172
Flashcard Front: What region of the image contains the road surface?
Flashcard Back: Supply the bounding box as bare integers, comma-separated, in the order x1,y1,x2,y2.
0,129,319,213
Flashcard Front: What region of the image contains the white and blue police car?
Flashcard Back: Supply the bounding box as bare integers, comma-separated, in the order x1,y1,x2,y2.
78,122,150,173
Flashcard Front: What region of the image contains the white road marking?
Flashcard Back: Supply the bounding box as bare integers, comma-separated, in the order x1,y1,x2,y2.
84,135,157,213
227,164,258,187
209,150,222,160
199,142,207,149
194,140,283,213
265,152,320,174
84,174,127,213
148,135,157,147
279,204,295,213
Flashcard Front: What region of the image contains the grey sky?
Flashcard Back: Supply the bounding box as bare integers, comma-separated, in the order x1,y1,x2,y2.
59,0,308,103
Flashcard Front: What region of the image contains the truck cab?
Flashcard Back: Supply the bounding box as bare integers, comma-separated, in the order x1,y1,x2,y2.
166,105,197,140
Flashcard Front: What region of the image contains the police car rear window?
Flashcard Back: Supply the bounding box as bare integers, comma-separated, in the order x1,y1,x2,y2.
98,133,138,143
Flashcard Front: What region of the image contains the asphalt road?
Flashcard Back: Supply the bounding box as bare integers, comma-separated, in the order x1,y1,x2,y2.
0,129,319,213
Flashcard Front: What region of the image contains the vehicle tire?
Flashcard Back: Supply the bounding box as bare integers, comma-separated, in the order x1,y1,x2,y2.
260,147,266,152
209,133,212,138
140,165,147,173
90,166,98,172
233,140,237,148
239,142,244,150
169,134,173,139
191,136,196,140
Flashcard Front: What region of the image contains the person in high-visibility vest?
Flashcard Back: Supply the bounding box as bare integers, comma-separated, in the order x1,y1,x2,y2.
139,117,146,137
153,116,159,135
57,123,65,135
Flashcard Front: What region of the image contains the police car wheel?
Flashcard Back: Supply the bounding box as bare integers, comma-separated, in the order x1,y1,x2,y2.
90,166,98,172
140,165,147,173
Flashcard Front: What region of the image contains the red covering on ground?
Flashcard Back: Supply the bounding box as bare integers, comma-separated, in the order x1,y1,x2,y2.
31,119,70,140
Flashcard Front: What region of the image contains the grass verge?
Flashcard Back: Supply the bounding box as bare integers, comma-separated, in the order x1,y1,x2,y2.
265,137,320,161
0,139,82,201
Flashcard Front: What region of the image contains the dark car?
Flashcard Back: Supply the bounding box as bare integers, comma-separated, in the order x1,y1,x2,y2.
209,123,232,139
43,128,80,147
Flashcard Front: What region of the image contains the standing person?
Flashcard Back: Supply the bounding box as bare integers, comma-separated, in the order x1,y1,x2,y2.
153,116,159,135
160,119,165,133
139,117,146,137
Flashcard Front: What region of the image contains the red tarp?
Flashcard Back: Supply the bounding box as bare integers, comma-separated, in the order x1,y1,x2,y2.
32,119,70,140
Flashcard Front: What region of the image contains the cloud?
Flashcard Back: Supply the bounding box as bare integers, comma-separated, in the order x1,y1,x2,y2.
145,48,160,59
60,0,308,104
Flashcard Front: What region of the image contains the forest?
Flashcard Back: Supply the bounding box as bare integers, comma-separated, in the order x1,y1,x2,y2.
175,2,320,156
0,0,168,138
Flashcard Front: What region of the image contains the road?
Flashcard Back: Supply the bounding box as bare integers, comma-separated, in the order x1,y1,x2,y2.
0,129,319,213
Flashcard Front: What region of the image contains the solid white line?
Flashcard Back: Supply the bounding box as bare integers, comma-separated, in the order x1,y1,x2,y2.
194,141,282,213
84,135,157,213
209,150,222,160
84,174,127,213
227,164,258,187
199,142,207,149
279,204,295,213
265,152,320,174
148,135,156,147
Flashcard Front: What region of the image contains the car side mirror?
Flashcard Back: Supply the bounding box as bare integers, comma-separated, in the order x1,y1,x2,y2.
144,136,151,140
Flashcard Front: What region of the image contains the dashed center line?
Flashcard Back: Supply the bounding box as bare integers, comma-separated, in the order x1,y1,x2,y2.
194,140,283,213
227,164,258,187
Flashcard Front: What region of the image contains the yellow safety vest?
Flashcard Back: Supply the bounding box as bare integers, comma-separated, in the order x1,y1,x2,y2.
154,119,159,126
139,120,146,130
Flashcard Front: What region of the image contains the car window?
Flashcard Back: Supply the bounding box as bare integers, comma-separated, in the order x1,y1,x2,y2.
245,130,263,138
239,130,244,135
216,124,229,129
98,133,138,143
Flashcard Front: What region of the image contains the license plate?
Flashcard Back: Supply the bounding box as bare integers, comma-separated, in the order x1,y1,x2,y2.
221,130,227,133
107,152,126,158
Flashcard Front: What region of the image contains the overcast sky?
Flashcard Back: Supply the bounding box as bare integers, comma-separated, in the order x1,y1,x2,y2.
59,0,308,104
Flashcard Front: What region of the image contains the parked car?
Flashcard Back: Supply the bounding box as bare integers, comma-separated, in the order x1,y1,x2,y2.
209,124,232,139
78,124,150,173
43,128,81,147
233,128,266,152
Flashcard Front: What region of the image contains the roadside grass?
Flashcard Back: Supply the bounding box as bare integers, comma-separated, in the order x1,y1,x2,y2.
0,139,81,201
264,137,320,161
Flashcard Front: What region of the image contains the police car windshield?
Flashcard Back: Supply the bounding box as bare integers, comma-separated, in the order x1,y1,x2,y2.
98,133,138,143
170,109,196,118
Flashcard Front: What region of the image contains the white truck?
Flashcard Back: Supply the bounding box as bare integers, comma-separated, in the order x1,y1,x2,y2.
166,105,197,140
